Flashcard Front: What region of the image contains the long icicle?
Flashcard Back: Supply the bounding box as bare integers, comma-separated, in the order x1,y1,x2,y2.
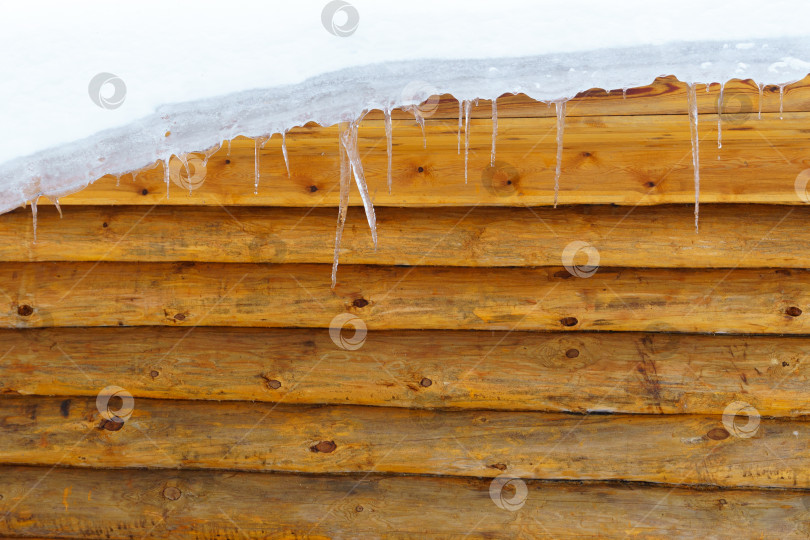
717,82,724,149
254,138,260,194
54,198,62,218
553,100,567,207
385,107,393,194
463,99,472,184
491,97,498,165
687,83,700,233
332,131,351,288
281,131,291,177
341,120,377,247
757,83,764,119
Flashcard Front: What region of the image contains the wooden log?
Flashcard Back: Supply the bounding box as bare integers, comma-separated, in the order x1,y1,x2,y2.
0,395,808,489
37,108,810,208
1,262,809,333
4,204,810,269
3,327,810,416
3,466,809,539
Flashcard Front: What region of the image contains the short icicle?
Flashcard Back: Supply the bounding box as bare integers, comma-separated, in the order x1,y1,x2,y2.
553,99,567,207
281,131,291,178
717,82,724,150
331,132,351,288
490,97,498,166
757,83,764,119
341,119,377,247
457,101,462,154
54,198,62,218
164,158,171,198
463,99,472,184
687,83,700,233
779,84,785,119
30,197,38,244
384,107,393,194
622,88,627,99
226,139,232,157
410,107,426,148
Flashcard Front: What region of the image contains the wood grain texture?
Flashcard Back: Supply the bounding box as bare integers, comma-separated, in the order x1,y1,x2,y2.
3,204,808,268
1,262,809,333
1,395,808,489
39,109,810,208
2,466,810,539
3,327,810,416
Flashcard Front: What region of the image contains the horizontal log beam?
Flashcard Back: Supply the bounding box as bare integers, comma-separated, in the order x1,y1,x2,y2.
3,466,808,539
38,108,810,208
1,263,809,333
3,204,809,268
0,396,809,489
2,327,810,416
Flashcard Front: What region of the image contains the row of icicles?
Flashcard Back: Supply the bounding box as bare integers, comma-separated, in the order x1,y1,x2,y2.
26,82,789,288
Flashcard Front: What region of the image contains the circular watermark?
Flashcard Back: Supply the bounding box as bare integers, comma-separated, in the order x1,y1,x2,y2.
489,473,528,511
717,91,754,125
722,401,760,438
96,385,135,424
329,313,367,350
794,169,810,203
88,72,127,110
561,241,600,278
169,154,207,191
400,81,441,118
481,160,519,197
321,1,359,37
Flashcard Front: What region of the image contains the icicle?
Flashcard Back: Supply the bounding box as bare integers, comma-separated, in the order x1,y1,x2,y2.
717,82,724,150
779,85,785,119
341,120,377,247
202,143,221,167
490,98,498,166
553,100,567,207
332,132,351,288
115,175,121,187
384,108,393,194
254,138,260,194
281,131,291,177
463,99,472,184
163,158,170,198
131,171,137,182
30,198,38,244
410,107,426,148
54,198,62,218
687,83,700,233
457,101,462,154
622,88,627,99
226,139,232,157
757,83,764,119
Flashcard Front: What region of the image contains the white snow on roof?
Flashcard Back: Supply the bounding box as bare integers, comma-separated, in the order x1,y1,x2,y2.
1,0,809,213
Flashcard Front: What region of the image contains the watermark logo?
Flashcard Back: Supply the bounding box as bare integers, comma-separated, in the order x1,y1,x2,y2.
329,313,367,350
794,169,810,203
401,81,441,118
321,1,359,37
88,72,126,110
722,401,760,438
561,241,600,278
489,473,528,511
717,91,753,125
169,154,207,191
96,385,135,426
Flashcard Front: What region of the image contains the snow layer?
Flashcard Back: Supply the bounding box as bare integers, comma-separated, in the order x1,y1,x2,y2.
1,0,810,214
